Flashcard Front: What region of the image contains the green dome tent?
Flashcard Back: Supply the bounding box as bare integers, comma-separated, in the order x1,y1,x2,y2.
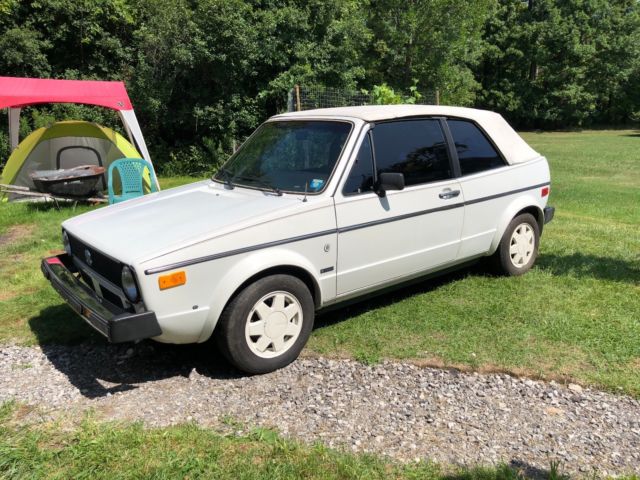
0,121,144,193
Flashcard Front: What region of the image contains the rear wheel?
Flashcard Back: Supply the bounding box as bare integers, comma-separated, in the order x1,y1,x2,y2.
215,274,314,374
491,213,540,276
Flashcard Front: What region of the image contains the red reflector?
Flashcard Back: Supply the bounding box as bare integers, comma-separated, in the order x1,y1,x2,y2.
46,257,63,265
541,186,550,197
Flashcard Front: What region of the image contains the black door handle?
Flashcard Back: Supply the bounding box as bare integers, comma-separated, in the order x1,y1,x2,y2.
439,189,460,199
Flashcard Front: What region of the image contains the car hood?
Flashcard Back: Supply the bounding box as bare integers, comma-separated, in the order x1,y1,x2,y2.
62,180,305,265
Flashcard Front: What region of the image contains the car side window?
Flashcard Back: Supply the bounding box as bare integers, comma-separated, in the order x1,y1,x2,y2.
342,133,375,195
447,119,506,175
372,119,451,186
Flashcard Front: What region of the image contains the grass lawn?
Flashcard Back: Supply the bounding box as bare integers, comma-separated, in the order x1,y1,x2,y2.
0,131,639,395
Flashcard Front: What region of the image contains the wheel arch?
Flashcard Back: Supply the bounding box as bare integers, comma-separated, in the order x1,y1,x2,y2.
197,250,322,342
489,196,544,254
230,265,322,310
516,205,544,233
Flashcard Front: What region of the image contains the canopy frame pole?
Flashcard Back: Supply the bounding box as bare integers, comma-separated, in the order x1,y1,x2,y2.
119,109,160,191
117,110,135,147
8,107,21,152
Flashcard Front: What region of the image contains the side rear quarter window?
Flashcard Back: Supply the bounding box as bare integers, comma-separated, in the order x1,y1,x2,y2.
447,119,505,176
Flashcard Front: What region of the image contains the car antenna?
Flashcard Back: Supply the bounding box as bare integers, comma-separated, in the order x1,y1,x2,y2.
302,181,308,203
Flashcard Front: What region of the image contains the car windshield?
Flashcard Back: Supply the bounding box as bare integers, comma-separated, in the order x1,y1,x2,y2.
213,120,352,194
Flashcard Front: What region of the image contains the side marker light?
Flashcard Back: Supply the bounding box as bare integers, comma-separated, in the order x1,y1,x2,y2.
159,271,186,290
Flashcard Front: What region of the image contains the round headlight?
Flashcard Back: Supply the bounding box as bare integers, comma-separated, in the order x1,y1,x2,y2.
62,231,71,255
121,266,140,303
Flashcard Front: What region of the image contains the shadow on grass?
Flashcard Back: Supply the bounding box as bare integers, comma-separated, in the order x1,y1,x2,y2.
29,306,242,399
315,263,482,331
17,201,86,213
28,304,98,344
315,250,639,332
22,202,72,212
537,252,639,285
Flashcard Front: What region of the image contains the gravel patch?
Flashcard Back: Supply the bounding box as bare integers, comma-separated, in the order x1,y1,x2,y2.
1,342,639,477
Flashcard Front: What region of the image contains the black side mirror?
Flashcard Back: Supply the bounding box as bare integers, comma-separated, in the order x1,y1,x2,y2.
375,172,405,197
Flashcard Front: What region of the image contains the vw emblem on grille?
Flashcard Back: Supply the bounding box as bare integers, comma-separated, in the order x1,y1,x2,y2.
84,249,93,266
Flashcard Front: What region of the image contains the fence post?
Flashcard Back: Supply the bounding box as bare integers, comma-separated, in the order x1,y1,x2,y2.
295,84,302,111
287,89,294,112
435,89,440,106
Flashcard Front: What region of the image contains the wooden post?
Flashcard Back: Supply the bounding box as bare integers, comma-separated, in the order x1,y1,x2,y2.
8,107,20,152
295,84,302,111
435,89,440,106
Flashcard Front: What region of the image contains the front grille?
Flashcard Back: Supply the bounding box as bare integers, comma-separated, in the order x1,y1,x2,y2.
102,288,125,308
67,233,123,287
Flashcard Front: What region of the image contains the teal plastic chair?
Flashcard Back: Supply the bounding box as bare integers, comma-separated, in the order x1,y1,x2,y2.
108,158,159,204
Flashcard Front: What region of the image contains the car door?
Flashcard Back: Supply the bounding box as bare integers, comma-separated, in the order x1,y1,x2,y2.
334,118,464,296
444,118,511,259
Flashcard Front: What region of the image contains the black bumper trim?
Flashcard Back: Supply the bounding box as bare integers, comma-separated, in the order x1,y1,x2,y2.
544,206,555,224
41,254,161,343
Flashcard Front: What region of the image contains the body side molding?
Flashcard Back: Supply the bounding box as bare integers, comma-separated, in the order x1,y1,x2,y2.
145,182,550,275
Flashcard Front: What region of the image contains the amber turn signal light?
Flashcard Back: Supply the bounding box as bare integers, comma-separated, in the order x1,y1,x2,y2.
159,271,186,290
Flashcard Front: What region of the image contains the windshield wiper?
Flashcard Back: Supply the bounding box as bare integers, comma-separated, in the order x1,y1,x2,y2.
235,175,283,196
213,167,234,189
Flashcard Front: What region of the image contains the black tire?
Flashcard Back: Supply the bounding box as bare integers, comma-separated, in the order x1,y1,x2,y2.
491,213,540,276
214,274,314,374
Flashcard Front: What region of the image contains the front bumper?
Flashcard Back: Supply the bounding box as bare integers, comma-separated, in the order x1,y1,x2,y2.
41,254,161,343
544,206,555,224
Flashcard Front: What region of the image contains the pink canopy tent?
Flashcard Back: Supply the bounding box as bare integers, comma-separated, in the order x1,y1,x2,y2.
0,76,157,187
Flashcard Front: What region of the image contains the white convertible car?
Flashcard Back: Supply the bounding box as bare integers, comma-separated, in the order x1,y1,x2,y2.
42,105,554,373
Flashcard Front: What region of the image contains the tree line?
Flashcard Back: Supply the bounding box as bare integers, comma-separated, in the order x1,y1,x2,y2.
1,0,639,174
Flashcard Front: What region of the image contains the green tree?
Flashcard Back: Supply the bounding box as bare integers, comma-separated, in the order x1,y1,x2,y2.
253,0,371,111
477,0,640,128
11,0,136,79
133,0,372,173
0,27,51,77
365,0,493,105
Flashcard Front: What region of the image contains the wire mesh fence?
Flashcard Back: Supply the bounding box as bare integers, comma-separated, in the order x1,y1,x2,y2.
287,85,439,112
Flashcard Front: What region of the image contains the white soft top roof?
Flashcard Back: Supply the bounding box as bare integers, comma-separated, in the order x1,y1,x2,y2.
275,105,540,165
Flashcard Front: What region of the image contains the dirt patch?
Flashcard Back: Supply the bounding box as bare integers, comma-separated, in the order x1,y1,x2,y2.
0,224,36,248
1,402,37,430
625,357,640,369
0,252,29,276
12,403,36,422
0,290,18,301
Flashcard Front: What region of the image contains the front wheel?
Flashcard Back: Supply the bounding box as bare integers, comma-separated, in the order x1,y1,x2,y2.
214,274,314,374
491,213,540,276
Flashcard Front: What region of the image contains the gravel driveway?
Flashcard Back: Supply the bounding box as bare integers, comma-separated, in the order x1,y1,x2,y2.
1,342,638,477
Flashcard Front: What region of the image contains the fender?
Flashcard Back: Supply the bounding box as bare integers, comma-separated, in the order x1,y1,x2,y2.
489,193,544,254
196,248,324,342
